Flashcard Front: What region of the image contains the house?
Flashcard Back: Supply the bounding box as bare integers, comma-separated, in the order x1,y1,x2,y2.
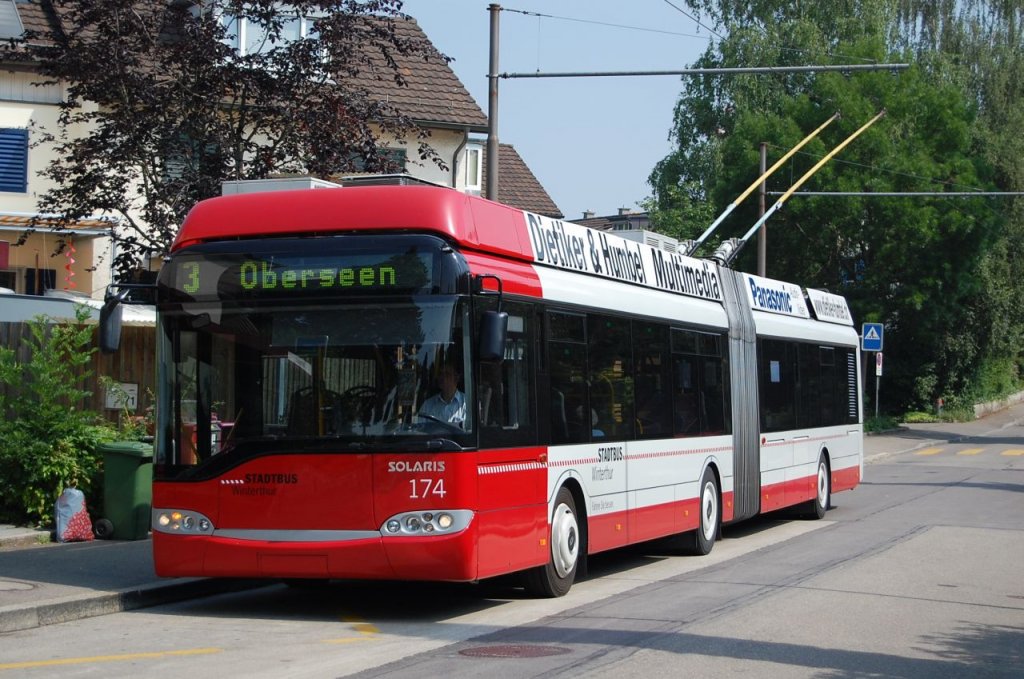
0,2,561,421
0,2,560,301
574,208,651,232
482,143,563,219
571,209,681,254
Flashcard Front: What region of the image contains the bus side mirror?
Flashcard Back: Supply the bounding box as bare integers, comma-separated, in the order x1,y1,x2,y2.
478,310,508,362
99,289,126,353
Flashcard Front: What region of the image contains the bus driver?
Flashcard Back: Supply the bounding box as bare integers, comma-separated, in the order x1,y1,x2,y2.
419,363,466,427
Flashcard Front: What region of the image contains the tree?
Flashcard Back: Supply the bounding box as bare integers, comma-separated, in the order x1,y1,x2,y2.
649,1,1018,412
15,0,445,275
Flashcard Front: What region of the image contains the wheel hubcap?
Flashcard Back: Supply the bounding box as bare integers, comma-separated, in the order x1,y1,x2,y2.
551,502,579,578
817,463,828,506
701,481,718,541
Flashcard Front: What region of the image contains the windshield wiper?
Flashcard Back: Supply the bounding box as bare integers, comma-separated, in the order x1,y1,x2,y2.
427,438,457,451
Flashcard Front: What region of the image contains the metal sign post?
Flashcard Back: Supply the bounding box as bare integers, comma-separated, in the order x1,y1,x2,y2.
875,352,883,418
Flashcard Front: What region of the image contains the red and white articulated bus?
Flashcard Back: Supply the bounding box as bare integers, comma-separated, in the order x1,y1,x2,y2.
107,182,862,596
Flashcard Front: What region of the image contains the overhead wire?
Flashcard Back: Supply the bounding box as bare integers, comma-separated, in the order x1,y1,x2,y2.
502,7,711,41
767,143,994,194
659,0,724,40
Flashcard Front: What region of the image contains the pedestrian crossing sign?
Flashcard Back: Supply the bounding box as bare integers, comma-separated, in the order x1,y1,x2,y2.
862,323,883,352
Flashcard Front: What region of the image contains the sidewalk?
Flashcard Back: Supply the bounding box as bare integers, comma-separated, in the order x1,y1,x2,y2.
3,399,1024,634
0,533,261,633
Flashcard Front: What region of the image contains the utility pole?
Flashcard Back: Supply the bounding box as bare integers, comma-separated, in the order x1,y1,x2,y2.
486,4,501,201
757,142,767,277
484,7,906,213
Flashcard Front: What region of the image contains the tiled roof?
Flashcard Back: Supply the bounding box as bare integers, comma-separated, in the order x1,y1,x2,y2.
483,144,563,219
8,3,487,130
3,0,53,49
348,17,487,131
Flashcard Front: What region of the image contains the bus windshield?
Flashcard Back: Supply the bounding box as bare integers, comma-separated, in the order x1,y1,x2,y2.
153,237,474,478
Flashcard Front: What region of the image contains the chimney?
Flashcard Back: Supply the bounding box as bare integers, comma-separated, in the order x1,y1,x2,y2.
582,210,595,219
617,207,632,216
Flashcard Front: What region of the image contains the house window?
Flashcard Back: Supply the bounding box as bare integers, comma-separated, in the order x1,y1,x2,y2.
0,269,16,292
349,148,407,173
465,145,482,193
23,268,56,296
0,128,28,193
221,12,319,56
0,0,25,40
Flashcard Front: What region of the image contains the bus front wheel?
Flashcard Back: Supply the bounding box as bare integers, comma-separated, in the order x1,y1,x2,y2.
522,486,579,597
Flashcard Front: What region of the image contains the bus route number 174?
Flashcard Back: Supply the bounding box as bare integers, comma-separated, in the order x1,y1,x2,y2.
409,478,446,499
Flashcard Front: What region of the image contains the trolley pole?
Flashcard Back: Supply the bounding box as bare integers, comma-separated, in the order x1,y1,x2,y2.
486,4,501,201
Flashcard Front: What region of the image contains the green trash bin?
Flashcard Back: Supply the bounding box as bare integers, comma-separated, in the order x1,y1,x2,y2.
97,441,153,540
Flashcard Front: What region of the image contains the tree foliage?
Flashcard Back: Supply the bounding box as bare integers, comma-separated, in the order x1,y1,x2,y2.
649,1,1023,412
16,0,445,275
0,308,116,526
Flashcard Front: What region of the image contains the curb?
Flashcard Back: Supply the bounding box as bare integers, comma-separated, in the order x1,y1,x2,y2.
0,530,52,551
0,577,267,634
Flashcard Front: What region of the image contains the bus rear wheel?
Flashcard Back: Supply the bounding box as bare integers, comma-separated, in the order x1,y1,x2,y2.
522,486,579,597
662,467,719,556
689,468,720,555
804,454,830,520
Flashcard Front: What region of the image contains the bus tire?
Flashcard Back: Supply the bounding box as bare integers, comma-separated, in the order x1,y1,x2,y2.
522,486,579,597
805,454,830,520
688,467,720,556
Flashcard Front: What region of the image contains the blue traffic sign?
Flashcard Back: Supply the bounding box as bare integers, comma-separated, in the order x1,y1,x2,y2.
862,323,884,352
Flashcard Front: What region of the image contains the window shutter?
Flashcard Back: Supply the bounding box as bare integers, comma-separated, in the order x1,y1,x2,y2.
0,128,28,193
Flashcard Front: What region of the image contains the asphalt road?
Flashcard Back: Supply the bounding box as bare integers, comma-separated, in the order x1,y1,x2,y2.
1,433,1021,678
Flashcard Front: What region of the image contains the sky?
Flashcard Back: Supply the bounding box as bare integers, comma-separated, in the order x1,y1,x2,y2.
401,0,716,220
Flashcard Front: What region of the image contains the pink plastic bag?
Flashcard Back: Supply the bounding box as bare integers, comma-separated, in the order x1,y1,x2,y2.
55,488,95,542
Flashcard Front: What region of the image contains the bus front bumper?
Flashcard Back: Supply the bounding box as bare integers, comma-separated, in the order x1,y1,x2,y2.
152,523,479,582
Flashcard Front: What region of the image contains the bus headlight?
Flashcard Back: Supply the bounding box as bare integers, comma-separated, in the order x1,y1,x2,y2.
380,510,473,537
152,508,215,535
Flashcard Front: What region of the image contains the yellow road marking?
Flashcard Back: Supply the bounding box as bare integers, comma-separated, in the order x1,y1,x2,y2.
0,648,221,671
915,447,943,456
350,622,380,634
323,615,380,644
1001,449,1024,456
957,448,984,456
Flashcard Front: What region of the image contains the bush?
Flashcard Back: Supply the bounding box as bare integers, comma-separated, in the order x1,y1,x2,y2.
0,308,118,526
864,415,901,433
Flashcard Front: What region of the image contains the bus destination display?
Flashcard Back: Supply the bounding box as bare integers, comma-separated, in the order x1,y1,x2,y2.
169,251,432,301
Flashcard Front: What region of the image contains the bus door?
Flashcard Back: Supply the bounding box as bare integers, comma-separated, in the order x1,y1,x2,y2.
758,338,796,512
476,301,548,576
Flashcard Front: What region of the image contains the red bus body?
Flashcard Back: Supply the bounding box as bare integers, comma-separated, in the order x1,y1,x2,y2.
150,184,863,590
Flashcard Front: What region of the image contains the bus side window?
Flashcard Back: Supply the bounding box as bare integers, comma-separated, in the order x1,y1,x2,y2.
759,338,797,432
671,328,729,436
633,322,672,440
588,314,633,441
548,311,588,445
